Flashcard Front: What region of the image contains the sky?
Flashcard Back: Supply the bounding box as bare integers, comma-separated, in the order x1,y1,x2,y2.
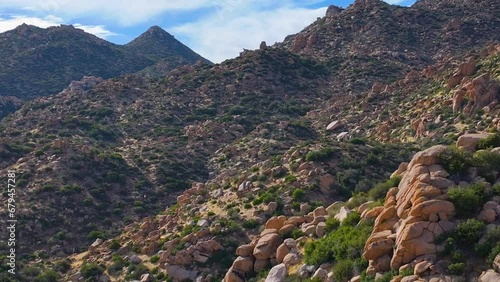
0,0,416,63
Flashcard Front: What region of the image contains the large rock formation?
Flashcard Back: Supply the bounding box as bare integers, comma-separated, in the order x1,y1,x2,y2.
363,145,457,274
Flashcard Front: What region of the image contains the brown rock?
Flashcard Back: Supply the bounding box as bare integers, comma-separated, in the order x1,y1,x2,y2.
232,256,254,273
479,209,496,223
253,233,283,260
313,206,327,217
276,243,290,263
279,224,296,236
457,133,491,150
265,216,287,230
319,174,336,192
283,253,301,266
414,260,432,276
254,259,270,272
224,267,244,282
408,145,448,170
236,244,254,256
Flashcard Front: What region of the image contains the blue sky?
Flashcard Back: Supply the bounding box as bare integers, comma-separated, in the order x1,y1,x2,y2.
0,0,416,63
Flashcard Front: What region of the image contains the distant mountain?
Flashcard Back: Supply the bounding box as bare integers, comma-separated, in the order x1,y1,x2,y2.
0,24,209,118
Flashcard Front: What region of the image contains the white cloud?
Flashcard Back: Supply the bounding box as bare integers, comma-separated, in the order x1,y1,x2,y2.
0,15,62,32
73,23,118,39
171,5,327,63
0,14,117,39
2,0,215,26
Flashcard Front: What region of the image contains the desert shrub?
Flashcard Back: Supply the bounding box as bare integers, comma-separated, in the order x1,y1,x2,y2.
242,219,260,229
80,263,104,279
305,147,337,162
333,260,354,281
53,259,71,273
109,239,121,251
455,219,485,245
325,217,341,233
472,150,500,181
448,184,485,217
304,222,371,265
367,176,402,200
438,146,472,175
292,189,305,201
447,262,465,275
342,212,361,227
477,133,500,149
87,230,107,241
35,270,59,282
150,255,160,263
475,226,500,258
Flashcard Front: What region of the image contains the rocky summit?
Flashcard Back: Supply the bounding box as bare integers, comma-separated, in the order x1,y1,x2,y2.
0,24,209,119
0,0,499,281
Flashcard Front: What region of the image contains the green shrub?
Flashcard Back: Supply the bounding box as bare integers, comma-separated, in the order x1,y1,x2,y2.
150,255,160,263
475,226,500,258
242,219,260,229
325,217,340,233
333,260,354,281
80,263,104,278
472,150,500,181
305,147,337,162
35,270,59,282
109,240,121,251
292,189,305,201
341,212,361,227
447,263,465,275
448,184,485,217
87,230,107,241
367,176,402,200
477,133,500,149
304,223,371,265
438,146,472,175
53,259,71,273
455,219,485,245
55,231,65,240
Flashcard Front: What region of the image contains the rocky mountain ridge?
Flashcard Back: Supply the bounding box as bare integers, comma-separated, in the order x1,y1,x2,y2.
0,24,209,118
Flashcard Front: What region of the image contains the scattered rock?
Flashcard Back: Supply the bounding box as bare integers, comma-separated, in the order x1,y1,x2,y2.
265,263,287,282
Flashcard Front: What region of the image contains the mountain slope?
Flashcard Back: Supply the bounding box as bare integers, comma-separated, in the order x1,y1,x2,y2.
0,0,499,281
0,24,209,118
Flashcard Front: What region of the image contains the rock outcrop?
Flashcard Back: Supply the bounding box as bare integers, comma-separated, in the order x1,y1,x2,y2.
364,145,457,274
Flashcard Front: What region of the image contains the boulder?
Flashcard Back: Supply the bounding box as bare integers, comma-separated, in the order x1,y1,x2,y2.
316,222,326,237
334,206,352,222
408,145,448,170
265,263,287,282
279,224,296,236
320,174,336,192
456,133,491,150
266,216,287,230
254,233,283,260
276,243,290,263
479,209,497,223
313,206,328,217
283,253,301,266
479,270,500,282
312,268,328,279
166,265,198,282
326,120,342,131
254,259,270,272
494,254,500,272
232,256,254,273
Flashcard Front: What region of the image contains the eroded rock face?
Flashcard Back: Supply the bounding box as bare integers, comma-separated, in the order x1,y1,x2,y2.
363,145,457,273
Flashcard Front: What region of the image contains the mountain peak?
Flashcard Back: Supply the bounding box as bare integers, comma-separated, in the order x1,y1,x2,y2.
126,26,211,64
